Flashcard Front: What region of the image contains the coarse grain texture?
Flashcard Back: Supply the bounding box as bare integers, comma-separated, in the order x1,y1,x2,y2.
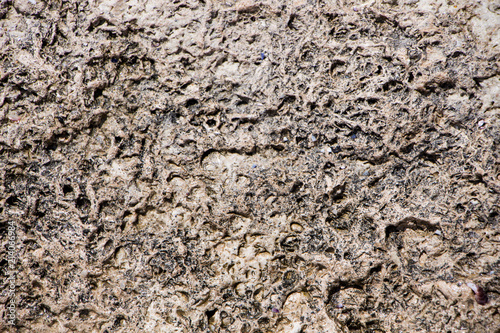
0,0,499,332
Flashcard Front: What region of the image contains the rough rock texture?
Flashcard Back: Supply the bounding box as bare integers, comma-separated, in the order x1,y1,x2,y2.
1,0,499,332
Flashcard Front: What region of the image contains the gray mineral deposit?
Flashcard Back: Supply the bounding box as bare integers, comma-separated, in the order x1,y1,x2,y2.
0,0,499,332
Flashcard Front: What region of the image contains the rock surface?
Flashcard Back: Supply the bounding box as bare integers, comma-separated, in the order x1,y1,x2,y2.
0,0,499,332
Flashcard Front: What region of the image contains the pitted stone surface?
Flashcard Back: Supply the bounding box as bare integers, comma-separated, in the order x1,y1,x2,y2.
0,1,499,332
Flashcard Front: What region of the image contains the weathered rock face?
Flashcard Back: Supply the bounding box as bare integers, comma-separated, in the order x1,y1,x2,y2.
0,0,499,332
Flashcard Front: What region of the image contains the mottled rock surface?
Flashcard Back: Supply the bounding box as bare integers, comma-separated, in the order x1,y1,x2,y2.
0,0,499,332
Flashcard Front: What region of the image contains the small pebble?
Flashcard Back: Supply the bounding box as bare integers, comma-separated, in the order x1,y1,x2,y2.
252,164,257,169
326,147,332,153
478,120,485,127
260,52,266,60
283,137,288,142
290,223,303,232
351,133,357,139
469,198,480,206
467,282,488,305
272,307,279,313
340,165,346,169
8,115,21,122
434,230,442,236
311,135,317,142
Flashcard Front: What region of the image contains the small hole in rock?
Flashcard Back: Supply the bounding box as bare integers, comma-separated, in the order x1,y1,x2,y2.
63,184,73,195
185,98,198,107
206,308,217,321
